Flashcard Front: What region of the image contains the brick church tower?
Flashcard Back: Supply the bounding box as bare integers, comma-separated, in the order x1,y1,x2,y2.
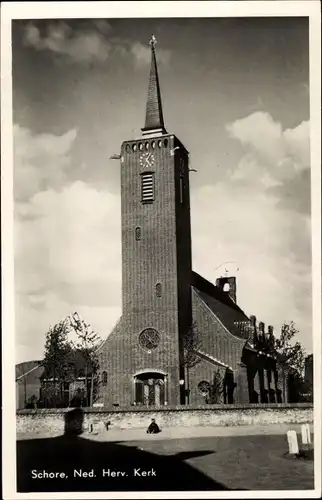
99,35,192,406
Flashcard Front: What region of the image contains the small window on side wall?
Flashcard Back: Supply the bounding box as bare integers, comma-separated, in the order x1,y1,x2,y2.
102,371,108,386
156,282,162,297
135,227,141,241
179,177,184,204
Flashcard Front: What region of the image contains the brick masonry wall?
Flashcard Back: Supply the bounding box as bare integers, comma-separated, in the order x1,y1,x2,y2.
186,359,227,405
17,404,313,435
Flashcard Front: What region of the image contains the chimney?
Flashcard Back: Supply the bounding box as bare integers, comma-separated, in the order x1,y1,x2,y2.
267,325,274,346
215,276,237,303
250,315,256,328
258,322,265,340
249,315,257,343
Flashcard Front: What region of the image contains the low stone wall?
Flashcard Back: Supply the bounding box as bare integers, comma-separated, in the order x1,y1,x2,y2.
16,403,313,435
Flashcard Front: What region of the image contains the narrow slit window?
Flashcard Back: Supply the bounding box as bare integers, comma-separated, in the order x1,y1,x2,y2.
141,173,154,203
135,227,141,241
179,177,184,204
156,283,162,297
102,371,108,386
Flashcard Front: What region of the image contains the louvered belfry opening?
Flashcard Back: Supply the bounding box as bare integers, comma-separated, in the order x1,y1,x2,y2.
141,172,154,203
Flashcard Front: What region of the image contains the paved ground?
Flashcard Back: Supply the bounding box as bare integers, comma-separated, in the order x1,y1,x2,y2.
17,422,312,442
122,433,314,491
84,422,313,441
17,424,314,493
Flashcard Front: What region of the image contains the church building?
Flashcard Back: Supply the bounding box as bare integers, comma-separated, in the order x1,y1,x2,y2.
98,36,289,407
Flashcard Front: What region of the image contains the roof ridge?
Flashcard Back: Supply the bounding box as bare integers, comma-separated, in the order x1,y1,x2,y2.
195,349,234,371
16,363,43,381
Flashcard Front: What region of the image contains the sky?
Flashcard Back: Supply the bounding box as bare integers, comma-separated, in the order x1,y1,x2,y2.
12,17,312,364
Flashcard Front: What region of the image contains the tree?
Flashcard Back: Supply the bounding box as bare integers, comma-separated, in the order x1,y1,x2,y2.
42,318,74,407
274,321,307,402
68,312,102,406
183,321,202,369
182,321,202,404
206,370,224,404
274,321,306,374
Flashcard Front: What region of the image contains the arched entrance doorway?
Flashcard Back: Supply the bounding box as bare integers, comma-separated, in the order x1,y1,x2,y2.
134,372,167,406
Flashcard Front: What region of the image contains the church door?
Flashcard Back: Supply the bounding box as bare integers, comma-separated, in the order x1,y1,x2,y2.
135,373,165,406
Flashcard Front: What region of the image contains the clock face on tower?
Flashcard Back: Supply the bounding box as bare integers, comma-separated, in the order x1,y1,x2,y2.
139,152,155,168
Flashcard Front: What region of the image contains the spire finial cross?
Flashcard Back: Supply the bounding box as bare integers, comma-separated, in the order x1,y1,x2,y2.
149,34,157,48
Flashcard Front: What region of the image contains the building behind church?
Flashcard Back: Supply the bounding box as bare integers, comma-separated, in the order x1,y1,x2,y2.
97,36,290,408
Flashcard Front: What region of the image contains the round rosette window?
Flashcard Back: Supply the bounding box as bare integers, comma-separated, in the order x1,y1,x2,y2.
198,381,211,395
139,328,160,351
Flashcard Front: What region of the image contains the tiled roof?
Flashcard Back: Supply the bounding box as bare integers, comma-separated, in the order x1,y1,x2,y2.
15,360,42,380
191,271,250,341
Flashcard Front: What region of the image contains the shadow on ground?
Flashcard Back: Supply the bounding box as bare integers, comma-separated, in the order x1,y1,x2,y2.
17,409,233,492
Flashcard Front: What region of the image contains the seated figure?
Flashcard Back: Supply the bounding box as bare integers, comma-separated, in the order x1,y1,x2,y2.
146,418,161,434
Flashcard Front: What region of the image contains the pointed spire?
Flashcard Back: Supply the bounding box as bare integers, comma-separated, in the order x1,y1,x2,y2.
141,35,167,136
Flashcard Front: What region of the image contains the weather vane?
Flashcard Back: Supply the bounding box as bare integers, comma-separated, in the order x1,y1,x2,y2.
149,34,157,48
214,261,240,278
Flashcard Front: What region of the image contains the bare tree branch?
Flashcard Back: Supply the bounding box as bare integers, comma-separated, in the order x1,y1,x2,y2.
183,321,202,369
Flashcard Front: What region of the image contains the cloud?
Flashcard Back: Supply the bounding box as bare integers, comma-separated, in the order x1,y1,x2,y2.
15,179,122,362
14,124,77,203
283,120,310,170
227,111,284,163
226,112,310,213
189,111,312,348
16,181,121,293
14,126,122,363
23,21,112,64
267,169,311,215
191,179,312,349
22,21,171,67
